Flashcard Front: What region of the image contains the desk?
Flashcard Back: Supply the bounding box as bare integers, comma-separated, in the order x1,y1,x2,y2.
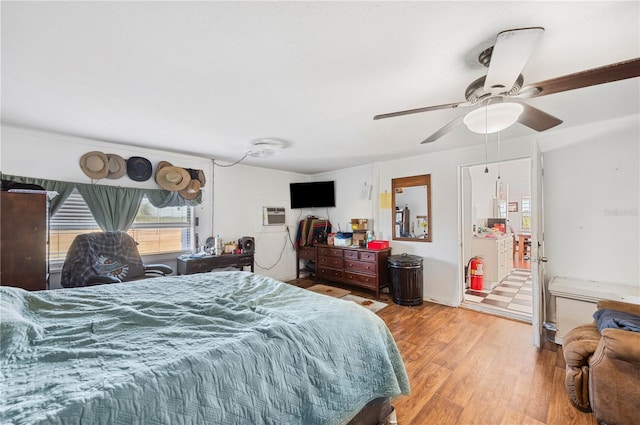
177,253,254,275
517,233,531,262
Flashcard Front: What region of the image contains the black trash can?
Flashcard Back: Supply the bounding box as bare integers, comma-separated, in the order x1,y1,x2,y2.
388,253,423,306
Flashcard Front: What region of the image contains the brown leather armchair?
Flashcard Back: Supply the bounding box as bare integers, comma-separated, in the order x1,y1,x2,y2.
563,299,640,425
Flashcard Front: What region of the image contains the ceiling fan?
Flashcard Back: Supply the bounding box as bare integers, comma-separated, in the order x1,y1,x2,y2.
373,27,640,144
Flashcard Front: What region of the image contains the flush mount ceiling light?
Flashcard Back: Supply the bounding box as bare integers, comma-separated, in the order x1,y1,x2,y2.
245,138,284,158
463,102,524,134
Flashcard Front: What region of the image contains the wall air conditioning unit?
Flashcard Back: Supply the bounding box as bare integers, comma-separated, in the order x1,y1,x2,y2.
263,206,286,226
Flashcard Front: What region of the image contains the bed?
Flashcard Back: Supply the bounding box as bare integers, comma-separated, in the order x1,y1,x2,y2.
1,271,410,424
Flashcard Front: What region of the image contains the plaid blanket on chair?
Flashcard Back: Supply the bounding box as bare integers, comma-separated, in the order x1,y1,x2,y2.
60,232,146,288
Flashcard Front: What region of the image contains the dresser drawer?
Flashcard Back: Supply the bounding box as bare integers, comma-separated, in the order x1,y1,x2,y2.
344,272,378,289
359,251,377,262
318,246,344,258
343,250,359,260
185,260,217,274
318,267,344,280
319,255,344,268
344,259,376,275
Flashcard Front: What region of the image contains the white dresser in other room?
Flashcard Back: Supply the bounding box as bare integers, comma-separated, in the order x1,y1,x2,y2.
548,276,640,344
471,235,514,290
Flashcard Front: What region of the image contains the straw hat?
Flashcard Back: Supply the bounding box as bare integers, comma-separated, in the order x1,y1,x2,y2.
179,178,202,200
80,151,109,179
178,168,204,199
155,162,191,191
106,154,126,179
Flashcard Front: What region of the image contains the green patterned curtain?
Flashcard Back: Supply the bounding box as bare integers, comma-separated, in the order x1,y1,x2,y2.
2,174,202,230
144,189,202,208
76,184,144,231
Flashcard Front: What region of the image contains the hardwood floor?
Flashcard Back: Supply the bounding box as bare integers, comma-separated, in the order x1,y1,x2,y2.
287,278,597,425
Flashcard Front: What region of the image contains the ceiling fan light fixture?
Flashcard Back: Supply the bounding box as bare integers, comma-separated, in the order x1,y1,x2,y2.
463,102,524,134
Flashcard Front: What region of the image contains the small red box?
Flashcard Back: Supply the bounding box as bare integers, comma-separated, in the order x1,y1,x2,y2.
367,240,389,250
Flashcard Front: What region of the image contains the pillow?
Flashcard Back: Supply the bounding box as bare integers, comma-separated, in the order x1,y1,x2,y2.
593,308,640,333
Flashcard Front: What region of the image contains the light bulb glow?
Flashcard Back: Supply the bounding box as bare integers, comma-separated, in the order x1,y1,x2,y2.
463,103,524,134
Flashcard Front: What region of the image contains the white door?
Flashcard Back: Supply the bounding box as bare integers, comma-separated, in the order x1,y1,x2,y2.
530,140,546,348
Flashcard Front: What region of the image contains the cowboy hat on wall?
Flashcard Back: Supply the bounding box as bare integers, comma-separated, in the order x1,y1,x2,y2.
126,156,153,182
80,151,127,180
155,161,191,192
178,168,206,200
80,151,149,181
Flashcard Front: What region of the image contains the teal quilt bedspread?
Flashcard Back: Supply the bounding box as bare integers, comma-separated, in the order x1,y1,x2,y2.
1,271,409,425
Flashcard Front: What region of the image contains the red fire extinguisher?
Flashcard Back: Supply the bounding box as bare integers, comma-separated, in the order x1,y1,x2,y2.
467,256,484,291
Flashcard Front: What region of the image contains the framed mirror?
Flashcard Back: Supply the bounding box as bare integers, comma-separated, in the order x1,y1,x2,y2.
392,174,432,242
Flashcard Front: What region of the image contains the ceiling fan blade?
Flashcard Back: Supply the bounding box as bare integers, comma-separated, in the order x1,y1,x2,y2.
420,114,465,144
484,27,544,95
516,103,563,131
373,101,472,120
518,57,640,98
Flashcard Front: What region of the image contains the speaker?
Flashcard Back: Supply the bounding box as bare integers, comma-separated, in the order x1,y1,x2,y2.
313,229,327,245
238,236,255,253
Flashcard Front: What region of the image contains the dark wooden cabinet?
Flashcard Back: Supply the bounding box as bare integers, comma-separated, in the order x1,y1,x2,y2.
177,253,254,275
316,245,391,299
1,192,49,291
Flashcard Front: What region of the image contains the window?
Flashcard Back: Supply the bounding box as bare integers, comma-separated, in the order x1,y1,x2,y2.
50,190,193,261
129,197,193,256
521,195,531,230
50,190,100,261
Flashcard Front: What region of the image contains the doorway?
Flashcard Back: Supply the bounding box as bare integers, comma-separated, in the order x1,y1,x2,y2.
460,158,533,322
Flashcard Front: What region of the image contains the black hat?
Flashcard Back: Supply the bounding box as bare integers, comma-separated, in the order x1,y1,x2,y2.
126,156,153,182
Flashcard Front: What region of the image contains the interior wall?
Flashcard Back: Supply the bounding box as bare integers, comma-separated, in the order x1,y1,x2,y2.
543,120,639,287
312,164,375,235
211,162,309,282
467,159,530,232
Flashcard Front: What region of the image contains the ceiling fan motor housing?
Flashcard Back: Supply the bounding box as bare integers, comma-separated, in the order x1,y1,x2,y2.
465,74,524,104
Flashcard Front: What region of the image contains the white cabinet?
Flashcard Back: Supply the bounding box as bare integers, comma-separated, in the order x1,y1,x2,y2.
471,235,513,289
549,276,640,344
504,236,514,275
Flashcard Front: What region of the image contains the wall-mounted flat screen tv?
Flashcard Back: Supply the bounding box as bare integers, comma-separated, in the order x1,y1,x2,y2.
290,181,336,209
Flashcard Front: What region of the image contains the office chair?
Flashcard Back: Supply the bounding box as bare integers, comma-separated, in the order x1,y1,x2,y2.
60,231,173,288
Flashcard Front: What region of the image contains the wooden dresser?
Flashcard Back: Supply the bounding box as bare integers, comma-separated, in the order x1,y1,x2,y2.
1,192,49,291
316,245,392,298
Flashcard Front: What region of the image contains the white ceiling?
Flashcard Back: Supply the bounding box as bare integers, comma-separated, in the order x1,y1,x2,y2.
2,1,639,175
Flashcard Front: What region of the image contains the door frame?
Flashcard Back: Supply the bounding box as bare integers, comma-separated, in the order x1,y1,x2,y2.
530,141,545,347
458,156,542,339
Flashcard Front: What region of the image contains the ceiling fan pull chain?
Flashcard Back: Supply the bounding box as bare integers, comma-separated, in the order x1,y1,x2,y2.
484,103,489,173
497,132,501,179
